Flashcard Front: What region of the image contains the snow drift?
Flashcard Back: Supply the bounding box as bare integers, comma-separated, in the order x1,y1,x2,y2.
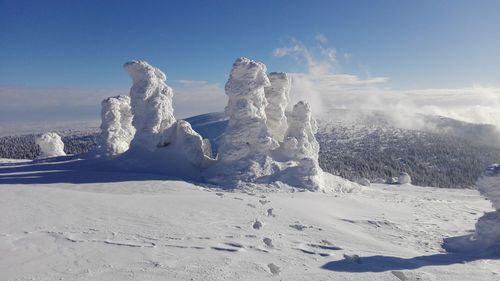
35,132,66,158
99,95,135,156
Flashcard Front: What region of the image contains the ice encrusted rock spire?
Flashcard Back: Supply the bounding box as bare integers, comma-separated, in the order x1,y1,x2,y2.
474,164,500,247
35,132,66,158
280,101,322,190
207,57,279,184
100,95,135,156
477,164,500,211
444,164,500,252
218,57,278,162
124,60,175,150
119,60,212,180
264,72,291,142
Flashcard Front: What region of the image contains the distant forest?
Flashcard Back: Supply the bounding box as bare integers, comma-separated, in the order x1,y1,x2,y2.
317,125,500,189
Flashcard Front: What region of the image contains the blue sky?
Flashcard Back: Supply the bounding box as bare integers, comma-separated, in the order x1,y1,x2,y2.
1,0,500,130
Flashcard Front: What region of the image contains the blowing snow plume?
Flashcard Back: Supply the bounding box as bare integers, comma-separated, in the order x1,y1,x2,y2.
273,36,500,141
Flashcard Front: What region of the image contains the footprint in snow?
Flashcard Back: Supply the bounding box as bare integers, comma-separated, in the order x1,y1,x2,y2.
253,219,263,230
267,263,281,275
391,270,436,281
259,200,270,205
267,208,275,217
263,237,273,248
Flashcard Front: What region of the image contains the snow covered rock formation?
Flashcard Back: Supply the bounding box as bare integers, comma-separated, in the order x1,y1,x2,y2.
100,95,135,156
474,164,500,246
207,57,279,185
119,60,212,180
35,132,66,158
444,164,500,253
265,72,291,142
398,172,412,185
124,60,176,150
206,57,326,190
477,164,500,211
280,101,322,190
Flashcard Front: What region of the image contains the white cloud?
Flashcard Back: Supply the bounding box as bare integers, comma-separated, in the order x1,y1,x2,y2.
171,80,226,118
0,80,227,134
273,37,500,130
315,33,328,44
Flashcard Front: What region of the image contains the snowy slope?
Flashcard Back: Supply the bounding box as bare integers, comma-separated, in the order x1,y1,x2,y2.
1,158,499,281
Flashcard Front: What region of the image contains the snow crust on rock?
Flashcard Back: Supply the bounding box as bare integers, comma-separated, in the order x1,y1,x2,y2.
279,101,322,190
100,95,135,156
476,164,500,210
446,164,500,252
124,60,175,150
472,164,500,247
474,211,500,245
398,172,411,185
35,132,66,158
207,58,279,185
116,60,212,180
264,72,291,142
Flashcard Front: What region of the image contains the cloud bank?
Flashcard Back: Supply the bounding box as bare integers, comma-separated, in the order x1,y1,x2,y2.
273,36,500,129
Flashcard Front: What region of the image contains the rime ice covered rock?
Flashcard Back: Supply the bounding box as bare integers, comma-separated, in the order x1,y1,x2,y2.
35,132,66,158
280,101,322,190
100,95,135,156
124,60,176,150
119,60,212,179
282,101,320,161
444,164,500,253
265,72,291,142
398,172,412,185
207,58,279,185
476,164,500,211
474,211,500,246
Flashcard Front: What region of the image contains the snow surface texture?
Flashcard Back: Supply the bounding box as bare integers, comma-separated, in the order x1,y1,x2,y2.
124,60,176,150
1,157,499,281
99,95,135,156
35,132,66,158
265,72,291,142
